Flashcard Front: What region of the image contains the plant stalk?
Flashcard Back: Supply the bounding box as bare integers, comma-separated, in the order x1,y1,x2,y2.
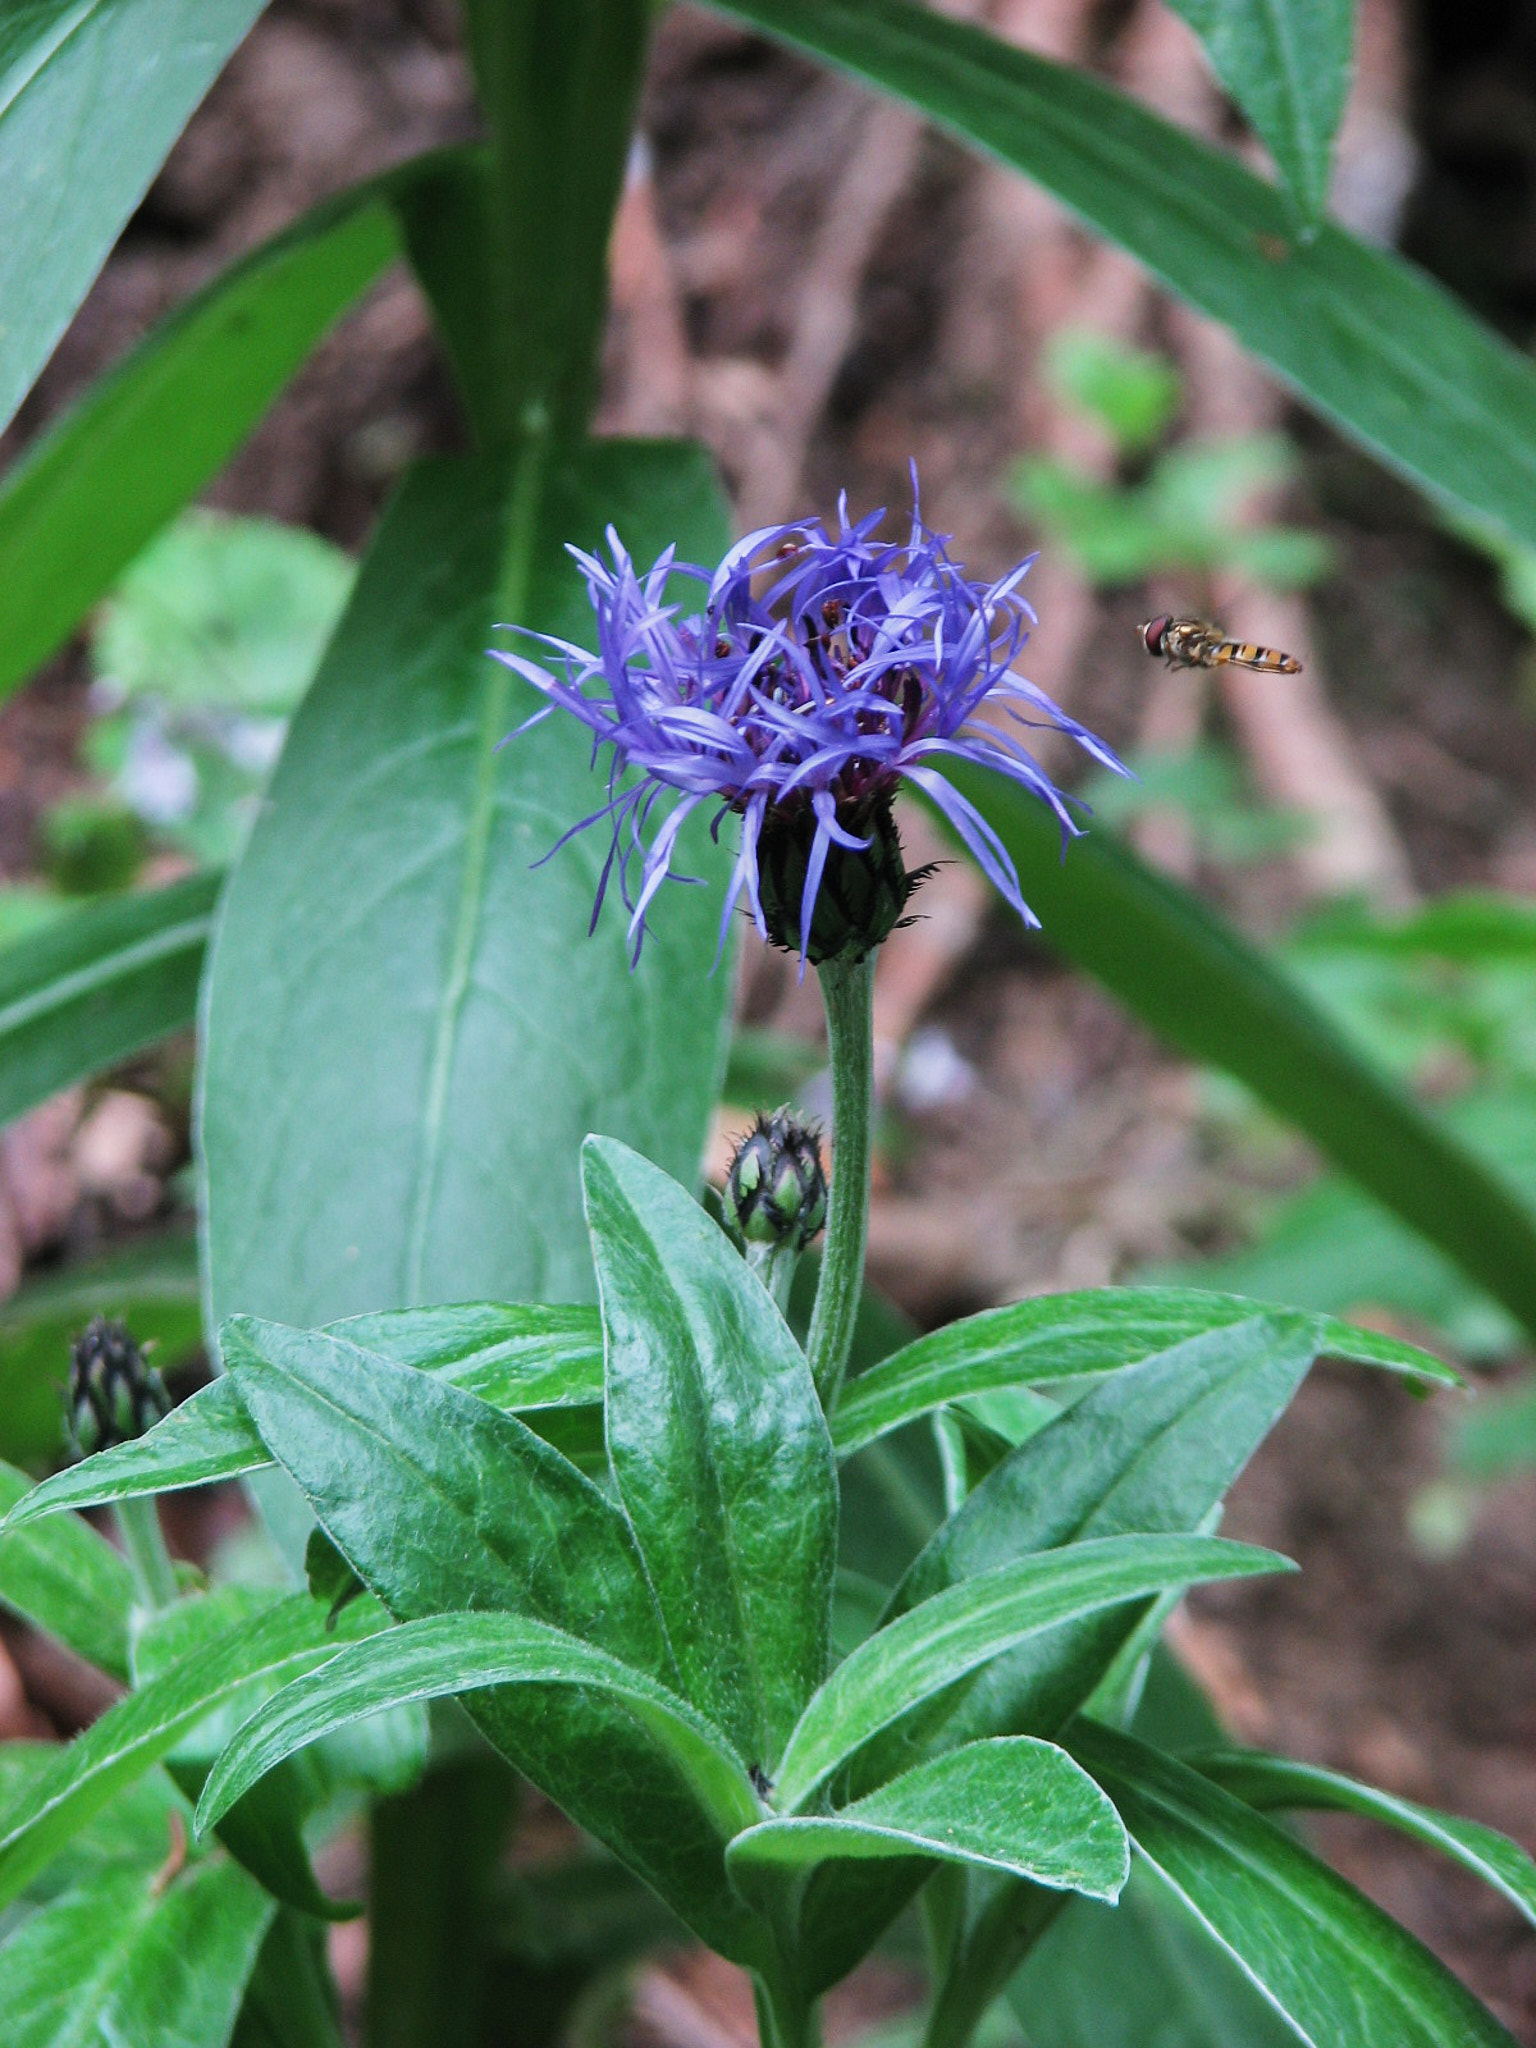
753,1971,820,2048
115,1495,179,1610
805,950,877,1409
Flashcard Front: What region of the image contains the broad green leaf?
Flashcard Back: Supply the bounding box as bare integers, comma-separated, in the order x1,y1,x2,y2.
457,0,648,441
712,0,1536,558
0,1460,133,1680
222,1314,765,1962
0,166,402,697
1194,1748,1536,1928
196,1610,760,1846
1071,1721,1519,2048
730,1737,1126,1901
222,1317,667,1671
0,1851,273,2048
0,1592,384,1911
333,1298,604,1469
832,1287,1453,1456
200,442,733,1337
3,1299,606,1526
0,871,219,1129
940,763,1536,1342
1010,1860,1307,2048
773,1534,1287,1812
0,1232,200,1470
1163,0,1354,224
0,0,269,440
584,1136,837,1767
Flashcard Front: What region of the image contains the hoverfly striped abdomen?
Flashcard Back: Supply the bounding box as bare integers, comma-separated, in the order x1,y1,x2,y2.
1139,615,1301,675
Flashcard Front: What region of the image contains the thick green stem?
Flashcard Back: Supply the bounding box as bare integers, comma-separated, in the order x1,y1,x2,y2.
746,1238,800,1315
753,1971,821,2048
114,1495,179,1609
922,1880,1066,2048
805,950,877,1409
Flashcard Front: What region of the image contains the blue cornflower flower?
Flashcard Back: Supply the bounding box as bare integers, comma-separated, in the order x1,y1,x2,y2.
493,471,1127,967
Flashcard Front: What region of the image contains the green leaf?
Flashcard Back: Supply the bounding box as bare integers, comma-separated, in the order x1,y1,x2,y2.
584,1136,837,1768
0,1592,384,1912
0,1852,273,2048
1070,1721,1520,2048
1010,1860,1307,2048
95,512,355,716
196,1610,759,1846
0,164,401,698
222,1316,667,1669
133,1589,367,1924
331,1299,604,1469
0,871,219,1129
0,0,269,439
938,764,1536,1342
3,1299,608,1528
1162,0,1353,225
711,0,1536,557
730,1736,1127,1901
1193,1748,1536,1929
221,1314,766,1963
864,1315,1323,1829
0,1232,201,1470
0,1460,134,1680
774,1534,1287,1812
832,1287,1453,1457
199,442,733,1340
0,1743,188,1902
457,0,648,440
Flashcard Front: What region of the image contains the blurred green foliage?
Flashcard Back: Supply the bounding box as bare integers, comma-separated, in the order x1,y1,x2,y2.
1009,331,1333,591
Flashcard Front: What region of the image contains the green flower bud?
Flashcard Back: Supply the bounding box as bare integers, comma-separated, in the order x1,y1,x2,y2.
67,1317,169,1459
725,1111,828,1254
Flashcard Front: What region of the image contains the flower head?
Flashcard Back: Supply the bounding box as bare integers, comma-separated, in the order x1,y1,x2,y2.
724,1110,828,1254
493,470,1126,966
67,1317,168,1459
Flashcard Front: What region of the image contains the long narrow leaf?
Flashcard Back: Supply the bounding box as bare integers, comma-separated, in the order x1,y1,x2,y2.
4,1301,603,1527
585,1136,837,1766
939,765,1536,1342
0,163,430,695
0,0,268,439
0,1593,384,1911
1071,1722,1519,2047
713,0,1536,554
196,1610,760,1844
774,1534,1288,1811
1194,1749,1536,1929
1164,0,1353,224
0,873,220,1127
0,1461,134,1681
832,1288,1453,1456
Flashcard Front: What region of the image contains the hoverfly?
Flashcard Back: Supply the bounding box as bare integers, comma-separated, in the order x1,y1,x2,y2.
1139,615,1302,674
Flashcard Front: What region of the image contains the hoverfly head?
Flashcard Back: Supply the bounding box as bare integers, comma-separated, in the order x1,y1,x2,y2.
1139,615,1170,657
